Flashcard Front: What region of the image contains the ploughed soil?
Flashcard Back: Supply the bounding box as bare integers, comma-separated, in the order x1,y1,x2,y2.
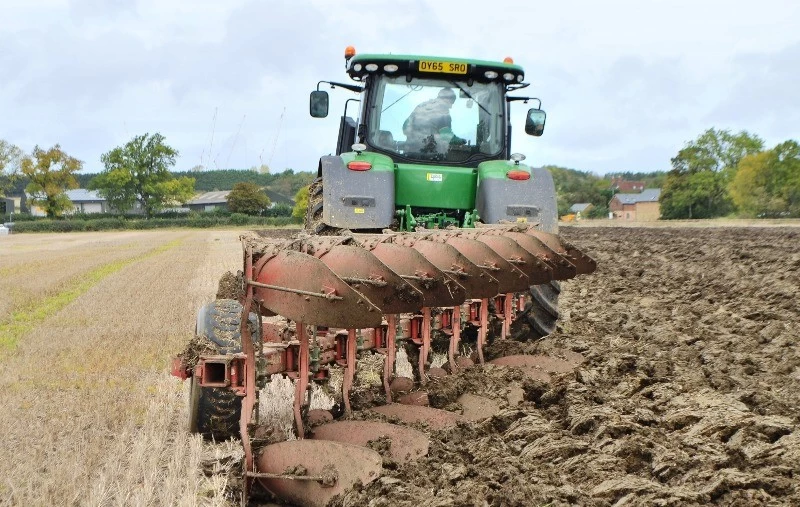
324,226,800,506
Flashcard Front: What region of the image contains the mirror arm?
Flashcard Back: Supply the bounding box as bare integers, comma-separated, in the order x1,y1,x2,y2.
317,80,363,94
507,97,542,109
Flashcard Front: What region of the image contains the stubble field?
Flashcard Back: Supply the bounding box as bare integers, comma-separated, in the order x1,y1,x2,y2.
0,223,798,506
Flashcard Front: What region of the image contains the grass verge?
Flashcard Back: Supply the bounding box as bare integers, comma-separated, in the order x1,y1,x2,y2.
0,238,184,357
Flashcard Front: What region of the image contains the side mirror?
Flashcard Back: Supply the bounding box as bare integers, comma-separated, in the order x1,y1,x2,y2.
309,91,329,118
525,108,546,136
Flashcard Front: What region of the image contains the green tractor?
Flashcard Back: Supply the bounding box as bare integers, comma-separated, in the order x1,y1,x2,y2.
306,48,560,337
175,48,596,505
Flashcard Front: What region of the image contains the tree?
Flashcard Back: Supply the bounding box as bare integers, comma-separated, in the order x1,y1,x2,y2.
545,165,613,217
227,182,270,215
730,141,800,217
660,128,764,219
293,185,309,219
21,145,82,217
88,168,135,215
0,140,24,195
269,169,314,197
91,133,195,217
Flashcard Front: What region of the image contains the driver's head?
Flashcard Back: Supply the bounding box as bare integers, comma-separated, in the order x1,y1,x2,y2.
438,88,456,105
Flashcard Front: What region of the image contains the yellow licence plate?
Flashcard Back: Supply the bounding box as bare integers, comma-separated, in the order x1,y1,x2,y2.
419,60,468,74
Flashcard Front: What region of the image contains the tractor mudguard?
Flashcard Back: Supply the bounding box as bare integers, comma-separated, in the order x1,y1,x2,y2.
476,165,558,233
321,155,395,229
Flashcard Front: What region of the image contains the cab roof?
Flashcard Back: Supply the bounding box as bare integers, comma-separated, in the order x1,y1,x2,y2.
347,53,525,84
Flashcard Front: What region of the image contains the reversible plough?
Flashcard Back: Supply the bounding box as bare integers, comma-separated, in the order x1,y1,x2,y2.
173,223,594,505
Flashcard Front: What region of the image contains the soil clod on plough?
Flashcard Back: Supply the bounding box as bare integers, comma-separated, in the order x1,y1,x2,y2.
173,223,595,505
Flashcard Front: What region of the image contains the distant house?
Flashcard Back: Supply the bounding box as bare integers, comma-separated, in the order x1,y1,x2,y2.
264,189,296,207
188,191,231,212
65,189,107,214
569,203,594,218
1,197,14,218
610,188,661,221
611,178,646,193
188,188,295,212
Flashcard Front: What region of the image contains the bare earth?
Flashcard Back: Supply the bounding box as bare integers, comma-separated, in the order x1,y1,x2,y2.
1,225,798,506
334,226,800,506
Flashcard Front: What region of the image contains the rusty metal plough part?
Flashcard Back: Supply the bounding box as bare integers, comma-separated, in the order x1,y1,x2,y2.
184,223,595,504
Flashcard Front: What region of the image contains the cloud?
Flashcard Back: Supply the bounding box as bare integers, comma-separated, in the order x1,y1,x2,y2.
705,42,800,145
0,0,798,175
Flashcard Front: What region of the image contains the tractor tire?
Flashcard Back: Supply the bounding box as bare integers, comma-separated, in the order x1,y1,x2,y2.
526,281,561,339
304,177,341,236
189,299,258,440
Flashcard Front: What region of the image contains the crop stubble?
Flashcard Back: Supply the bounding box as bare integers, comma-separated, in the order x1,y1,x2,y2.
0,229,243,506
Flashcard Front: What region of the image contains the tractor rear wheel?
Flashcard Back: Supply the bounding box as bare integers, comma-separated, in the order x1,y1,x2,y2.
526,281,561,339
189,299,258,440
304,176,341,235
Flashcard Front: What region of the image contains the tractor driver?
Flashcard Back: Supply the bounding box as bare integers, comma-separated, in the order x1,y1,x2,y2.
402,88,465,152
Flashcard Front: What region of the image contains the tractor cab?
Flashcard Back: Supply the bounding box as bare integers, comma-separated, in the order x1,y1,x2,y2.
310,49,546,166
308,47,554,233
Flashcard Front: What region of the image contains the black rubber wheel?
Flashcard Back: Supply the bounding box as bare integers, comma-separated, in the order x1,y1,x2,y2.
526,280,561,338
189,299,258,440
304,176,341,236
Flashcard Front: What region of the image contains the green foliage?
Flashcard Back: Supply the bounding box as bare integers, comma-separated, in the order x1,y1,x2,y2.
172,169,273,191
11,215,301,233
227,182,271,215
265,204,293,217
730,141,800,217
229,213,250,225
607,171,667,189
0,140,24,195
269,169,315,197
93,133,195,217
21,145,82,218
88,167,135,214
661,129,764,219
293,185,309,219
544,165,613,217
170,168,314,195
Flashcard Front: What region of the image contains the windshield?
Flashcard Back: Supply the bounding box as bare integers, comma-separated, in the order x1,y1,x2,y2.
367,76,505,163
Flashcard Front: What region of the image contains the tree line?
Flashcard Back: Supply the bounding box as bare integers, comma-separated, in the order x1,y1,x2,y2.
1,134,194,218
660,129,800,219
546,166,666,218
1,135,315,219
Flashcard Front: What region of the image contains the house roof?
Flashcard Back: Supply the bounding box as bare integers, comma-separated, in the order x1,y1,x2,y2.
264,188,295,206
65,189,105,202
189,191,231,205
613,188,661,205
569,203,593,213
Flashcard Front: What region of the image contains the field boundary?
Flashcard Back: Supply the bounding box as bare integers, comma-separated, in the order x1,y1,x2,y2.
0,238,185,357
561,218,800,228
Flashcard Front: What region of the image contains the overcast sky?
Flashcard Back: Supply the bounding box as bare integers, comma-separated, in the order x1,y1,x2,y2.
2,0,799,176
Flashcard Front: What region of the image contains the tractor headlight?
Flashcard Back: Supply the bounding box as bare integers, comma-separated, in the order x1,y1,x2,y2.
384,64,399,73
484,71,498,79
365,63,378,72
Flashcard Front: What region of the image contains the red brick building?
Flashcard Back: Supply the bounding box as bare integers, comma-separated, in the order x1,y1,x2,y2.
610,178,646,193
